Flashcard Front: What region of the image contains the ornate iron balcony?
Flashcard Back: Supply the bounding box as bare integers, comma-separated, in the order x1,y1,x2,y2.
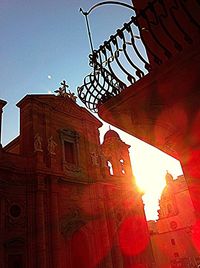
78,0,200,113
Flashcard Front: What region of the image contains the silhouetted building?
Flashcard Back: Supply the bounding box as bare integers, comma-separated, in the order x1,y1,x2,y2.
0,93,154,267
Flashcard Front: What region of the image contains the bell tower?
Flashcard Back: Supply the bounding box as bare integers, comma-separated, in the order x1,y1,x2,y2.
101,128,133,180
101,129,154,265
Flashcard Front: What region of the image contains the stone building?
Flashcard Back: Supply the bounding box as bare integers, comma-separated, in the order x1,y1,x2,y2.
0,92,154,267
148,173,200,267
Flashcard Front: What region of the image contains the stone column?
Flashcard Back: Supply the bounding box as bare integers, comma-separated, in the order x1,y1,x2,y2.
0,193,5,268
50,182,61,268
36,175,47,268
0,100,7,147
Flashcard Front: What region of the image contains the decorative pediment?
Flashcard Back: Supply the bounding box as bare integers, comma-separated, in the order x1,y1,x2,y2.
17,94,102,127
4,237,25,248
60,129,80,140
48,96,82,117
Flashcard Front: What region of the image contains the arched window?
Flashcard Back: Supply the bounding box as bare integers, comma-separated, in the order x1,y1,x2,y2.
120,159,126,175
107,161,114,175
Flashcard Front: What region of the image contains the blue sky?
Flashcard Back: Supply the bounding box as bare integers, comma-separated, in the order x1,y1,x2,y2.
0,0,183,219
0,0,135,145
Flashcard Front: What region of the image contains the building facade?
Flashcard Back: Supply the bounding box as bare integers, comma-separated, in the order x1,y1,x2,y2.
148,173,200,267
0,93,154,268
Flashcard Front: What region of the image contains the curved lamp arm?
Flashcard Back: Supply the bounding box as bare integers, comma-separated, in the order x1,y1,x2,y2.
80,1,135,53
80,1,135,16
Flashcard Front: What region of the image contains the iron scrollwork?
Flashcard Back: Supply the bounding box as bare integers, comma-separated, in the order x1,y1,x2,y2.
78,0,200,113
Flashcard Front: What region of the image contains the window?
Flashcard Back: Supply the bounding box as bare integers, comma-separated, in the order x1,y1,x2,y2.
107,161,114,175
171,238,176,245
10,205,21,218
64,141,75,164
120,159,126,175
60,129,80,175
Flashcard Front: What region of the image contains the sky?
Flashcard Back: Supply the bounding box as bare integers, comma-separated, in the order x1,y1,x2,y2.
0,0,183,220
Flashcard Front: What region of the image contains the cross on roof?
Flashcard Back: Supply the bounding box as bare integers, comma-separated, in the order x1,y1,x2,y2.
54,80,69,96
61,80,69,91
54,80,77,102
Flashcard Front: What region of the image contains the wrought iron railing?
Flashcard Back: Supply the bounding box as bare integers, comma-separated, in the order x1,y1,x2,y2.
78,0,200,113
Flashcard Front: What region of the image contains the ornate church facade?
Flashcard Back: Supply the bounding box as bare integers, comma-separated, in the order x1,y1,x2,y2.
0,93,154,267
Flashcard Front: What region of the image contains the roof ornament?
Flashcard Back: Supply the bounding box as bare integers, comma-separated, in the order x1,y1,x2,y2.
165,170,174,184
54,80,77,102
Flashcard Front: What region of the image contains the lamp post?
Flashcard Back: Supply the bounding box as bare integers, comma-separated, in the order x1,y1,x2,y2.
80,1,135,53
0,100,7,148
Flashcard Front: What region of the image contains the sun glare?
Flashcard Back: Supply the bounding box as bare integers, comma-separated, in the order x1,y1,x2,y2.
99,121,183,220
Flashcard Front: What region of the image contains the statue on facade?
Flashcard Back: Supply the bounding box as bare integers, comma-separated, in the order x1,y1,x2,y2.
34,133,43,152
100,153,107,168
91,152,99,166
47,136,57,155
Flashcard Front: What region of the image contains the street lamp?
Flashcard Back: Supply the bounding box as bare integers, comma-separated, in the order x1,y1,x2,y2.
80,1,135,53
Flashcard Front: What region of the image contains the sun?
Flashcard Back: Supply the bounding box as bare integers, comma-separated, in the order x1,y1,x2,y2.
128,137,183,220
98,121,183,220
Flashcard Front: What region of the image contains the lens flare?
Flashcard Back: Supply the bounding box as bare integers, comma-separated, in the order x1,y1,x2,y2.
119,215,149,256
192,220,200,252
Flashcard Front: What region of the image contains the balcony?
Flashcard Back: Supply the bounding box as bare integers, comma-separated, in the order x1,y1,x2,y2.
77,0,200,161
78,0,199,111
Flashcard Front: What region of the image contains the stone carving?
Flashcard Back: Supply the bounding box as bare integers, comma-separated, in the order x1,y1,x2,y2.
6,200,26,228
54,80,77,102
34,133,43,152
60,129,79,140
47,136,57,155
91,152,99,166
63,164,80,173
60,208,87,238
100,153,107,168
4,237,25,249
54,80,69,96
67,91,77,102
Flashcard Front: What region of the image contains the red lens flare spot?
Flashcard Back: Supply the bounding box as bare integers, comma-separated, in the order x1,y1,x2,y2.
192,220,200,252
188,184,200,215
69,219,114,268
70,230,91,268
191,111,200,145
80,183,120,217
119,216,149,256
125,264,147,268
186,149,200,178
